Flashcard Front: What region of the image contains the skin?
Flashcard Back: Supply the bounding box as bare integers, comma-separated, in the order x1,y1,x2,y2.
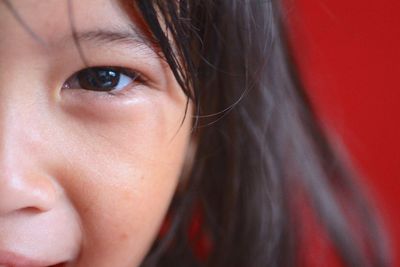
0,0,193,266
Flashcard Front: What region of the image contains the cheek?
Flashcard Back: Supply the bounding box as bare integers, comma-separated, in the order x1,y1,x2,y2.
71,166,180,267
52,92,191,266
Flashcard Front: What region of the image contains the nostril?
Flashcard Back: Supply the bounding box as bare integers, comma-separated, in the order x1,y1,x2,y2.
0,173,59,215
20,206,46,214
48,262,67,267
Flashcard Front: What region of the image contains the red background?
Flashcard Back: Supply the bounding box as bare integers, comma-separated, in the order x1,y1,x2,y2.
288,0,400,266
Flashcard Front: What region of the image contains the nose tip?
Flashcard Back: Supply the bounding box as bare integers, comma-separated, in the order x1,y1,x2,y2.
0,170,58,215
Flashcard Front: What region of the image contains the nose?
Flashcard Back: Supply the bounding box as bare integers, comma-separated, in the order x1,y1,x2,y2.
0,131,58,216
0,167,58,215
0,90,58,216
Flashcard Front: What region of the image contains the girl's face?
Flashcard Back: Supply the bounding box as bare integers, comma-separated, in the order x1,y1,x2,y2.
0,0,192,266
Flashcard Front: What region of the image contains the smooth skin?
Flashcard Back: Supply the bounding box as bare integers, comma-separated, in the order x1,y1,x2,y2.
0,0,193,266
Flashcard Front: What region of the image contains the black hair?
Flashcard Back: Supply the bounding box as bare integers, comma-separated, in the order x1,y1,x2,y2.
131,1,390,267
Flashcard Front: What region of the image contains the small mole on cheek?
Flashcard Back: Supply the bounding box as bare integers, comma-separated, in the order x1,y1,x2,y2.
119,232,129,241
139,175,145,181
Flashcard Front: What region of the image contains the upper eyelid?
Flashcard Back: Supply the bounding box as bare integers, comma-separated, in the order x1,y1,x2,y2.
70,66,141,80
53,28,165,89
54,28,161,75
83,66,144,81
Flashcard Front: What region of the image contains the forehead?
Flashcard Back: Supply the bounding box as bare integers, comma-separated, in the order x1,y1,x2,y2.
0,0,135,45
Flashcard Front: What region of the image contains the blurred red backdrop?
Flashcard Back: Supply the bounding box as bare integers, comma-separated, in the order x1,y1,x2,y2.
287,0,400,266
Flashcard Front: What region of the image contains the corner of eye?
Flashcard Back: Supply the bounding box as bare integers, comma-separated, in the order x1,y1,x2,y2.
61,82,71,89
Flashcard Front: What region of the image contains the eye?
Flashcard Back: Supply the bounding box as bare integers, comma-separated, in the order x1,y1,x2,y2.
63,67,141,93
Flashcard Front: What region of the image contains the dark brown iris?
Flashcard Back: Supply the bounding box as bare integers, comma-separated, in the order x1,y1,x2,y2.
77,67,120,91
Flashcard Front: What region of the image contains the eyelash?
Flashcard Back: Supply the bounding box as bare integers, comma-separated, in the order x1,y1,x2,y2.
62,66,144,95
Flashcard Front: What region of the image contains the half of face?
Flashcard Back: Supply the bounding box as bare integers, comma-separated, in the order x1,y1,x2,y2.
0,0,192,266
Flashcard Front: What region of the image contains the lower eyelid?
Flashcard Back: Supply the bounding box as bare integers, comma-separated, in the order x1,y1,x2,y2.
62,82,147,100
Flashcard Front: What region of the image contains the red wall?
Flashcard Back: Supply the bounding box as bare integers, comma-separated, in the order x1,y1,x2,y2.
288,0,400,266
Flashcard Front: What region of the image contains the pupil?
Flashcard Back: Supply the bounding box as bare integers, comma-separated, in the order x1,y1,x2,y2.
78,68,120,91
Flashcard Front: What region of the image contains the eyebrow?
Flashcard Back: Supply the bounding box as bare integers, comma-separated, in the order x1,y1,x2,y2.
70,26,150,48
53,25,153,49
